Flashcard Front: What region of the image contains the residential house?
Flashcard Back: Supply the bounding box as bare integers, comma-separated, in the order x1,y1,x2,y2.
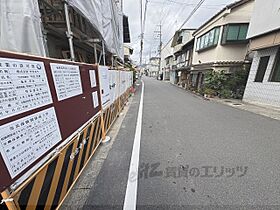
173,39,194,88
170,29,195,85
147,57,160,77
243,0,280,107
190,0,254,90
163,55,174,81
161,42,173,81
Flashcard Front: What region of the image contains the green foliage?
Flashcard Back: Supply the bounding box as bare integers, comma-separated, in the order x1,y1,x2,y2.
203,68,250,99
204,70,227,92
219,89,232,99
204,88,216,97
226,68,249,99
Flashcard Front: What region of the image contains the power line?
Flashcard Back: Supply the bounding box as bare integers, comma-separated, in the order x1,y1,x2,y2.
161,0,206,52
162,1,191,38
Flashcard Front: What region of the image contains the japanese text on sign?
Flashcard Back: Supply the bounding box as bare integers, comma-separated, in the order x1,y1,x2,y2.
89,70,97,88
0,107,62,178
0,58,52,120
50,63,83,101
98,66,111,108
92,91,99,108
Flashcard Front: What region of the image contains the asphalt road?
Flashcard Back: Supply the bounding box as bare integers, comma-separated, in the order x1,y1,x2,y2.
84,77,280,209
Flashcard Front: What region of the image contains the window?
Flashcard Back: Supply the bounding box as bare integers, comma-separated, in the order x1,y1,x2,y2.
166,59,169,65
177,36,183,44
196,27,220,51
222,24,249,44
270,50,280,82
254,56,270,82
214,27,220,44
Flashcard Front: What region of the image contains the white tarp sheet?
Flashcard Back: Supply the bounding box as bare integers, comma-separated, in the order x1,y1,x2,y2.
0,0,46,56
66,0,124,60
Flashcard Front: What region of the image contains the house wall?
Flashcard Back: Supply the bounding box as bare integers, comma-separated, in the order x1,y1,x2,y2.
247,0,280,39
148,58,160,77
250,29,280,51
243,46,280,107
173,30,195,53
192,0,254,65
161,42,173,67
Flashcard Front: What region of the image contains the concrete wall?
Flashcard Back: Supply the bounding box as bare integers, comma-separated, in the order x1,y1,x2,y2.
243,46,280,107
247,0,280,38
192,0,254,65
250,30,280,51
161,42,173,67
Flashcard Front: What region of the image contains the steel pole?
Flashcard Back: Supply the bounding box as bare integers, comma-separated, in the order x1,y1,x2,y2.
64,3,75,61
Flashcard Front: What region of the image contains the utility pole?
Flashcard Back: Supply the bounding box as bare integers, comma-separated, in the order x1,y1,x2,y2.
154,24,162,79
140,34,143,68
139,0,143,70
139,0,148,74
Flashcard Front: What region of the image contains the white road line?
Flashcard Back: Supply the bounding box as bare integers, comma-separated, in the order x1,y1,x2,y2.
123,80,144,210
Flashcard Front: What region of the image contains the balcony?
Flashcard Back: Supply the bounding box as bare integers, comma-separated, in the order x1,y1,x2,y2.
174,60,191,71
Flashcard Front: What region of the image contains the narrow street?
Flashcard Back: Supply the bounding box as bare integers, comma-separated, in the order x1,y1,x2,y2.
2,1,280,210
83,77,280,209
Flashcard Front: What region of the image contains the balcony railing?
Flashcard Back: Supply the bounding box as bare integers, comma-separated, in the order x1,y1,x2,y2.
174,60,191,70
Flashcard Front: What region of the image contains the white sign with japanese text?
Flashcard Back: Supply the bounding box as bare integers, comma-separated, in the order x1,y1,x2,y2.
98,66,111,108
92,91,99,108
0,107,62,178
89,70,97,88
109,70,117,103
0,58,52,120
50,63,83,101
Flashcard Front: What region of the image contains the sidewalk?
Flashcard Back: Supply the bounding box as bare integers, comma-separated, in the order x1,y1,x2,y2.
168,82,280,121
210,98,280,121
60,96,134,209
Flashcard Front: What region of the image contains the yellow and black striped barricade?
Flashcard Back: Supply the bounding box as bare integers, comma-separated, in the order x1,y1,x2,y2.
1,114,102,210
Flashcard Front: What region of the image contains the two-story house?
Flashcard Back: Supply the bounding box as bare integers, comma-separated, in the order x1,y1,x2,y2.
148,57,160,77
170,29,195,85
174,39,194,88
190,0,254,90
162,55,174,81
243,0,280,107
161,42,173,81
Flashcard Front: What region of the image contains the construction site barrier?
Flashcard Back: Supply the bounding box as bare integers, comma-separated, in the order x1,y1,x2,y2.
0,51,133,210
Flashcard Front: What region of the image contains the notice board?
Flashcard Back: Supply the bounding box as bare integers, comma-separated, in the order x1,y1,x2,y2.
98,66,111,109
0,51,101,191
